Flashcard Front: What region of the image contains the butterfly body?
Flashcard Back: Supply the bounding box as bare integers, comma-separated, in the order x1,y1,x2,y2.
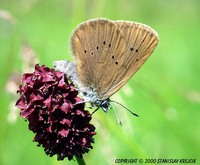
54,18,159,112
54,60,111,111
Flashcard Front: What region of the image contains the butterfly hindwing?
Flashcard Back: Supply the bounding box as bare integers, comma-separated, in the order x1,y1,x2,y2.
71,18,127,99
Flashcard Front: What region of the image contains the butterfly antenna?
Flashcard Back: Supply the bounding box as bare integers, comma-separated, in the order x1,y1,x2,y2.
110,100,139,117
110,103,122,126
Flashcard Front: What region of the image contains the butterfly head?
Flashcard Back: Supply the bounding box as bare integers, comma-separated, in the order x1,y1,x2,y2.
94,98,110,112
81,89,111,112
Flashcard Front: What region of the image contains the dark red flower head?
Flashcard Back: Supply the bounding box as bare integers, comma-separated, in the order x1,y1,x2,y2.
16,64,96,160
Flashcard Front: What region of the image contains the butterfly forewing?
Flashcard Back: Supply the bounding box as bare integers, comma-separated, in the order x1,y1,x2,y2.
116,21,159,73
71,18,127,98
103,21,159,98
71,18,159,100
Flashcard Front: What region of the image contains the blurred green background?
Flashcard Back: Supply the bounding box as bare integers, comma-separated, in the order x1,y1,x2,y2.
1,0,200,165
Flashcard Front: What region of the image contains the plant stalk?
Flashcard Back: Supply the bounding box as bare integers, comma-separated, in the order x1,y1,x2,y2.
75,155,86,165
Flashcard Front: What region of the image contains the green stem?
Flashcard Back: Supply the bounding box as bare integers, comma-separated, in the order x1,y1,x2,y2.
75,155,86,165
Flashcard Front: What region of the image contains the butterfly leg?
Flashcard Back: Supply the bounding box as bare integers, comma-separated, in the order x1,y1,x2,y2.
91,106,100,115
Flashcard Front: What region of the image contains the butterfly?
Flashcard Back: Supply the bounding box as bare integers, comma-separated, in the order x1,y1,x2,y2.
54,18,159,117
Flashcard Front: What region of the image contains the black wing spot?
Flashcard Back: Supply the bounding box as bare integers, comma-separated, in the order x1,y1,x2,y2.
90,51,94,55
135,49,138,53
109,44,111,47
130,47,134,51
112,55,114,59
115,61,118,65
136,59,139,61
103,41,106,45
84,50,87,53
96,46,99,50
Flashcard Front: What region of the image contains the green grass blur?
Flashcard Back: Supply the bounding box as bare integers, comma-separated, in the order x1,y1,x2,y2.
0,0,200,165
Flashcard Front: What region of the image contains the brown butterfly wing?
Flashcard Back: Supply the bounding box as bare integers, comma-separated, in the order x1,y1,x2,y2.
71,18,127,99
102,21,159,98
71,18,159,100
